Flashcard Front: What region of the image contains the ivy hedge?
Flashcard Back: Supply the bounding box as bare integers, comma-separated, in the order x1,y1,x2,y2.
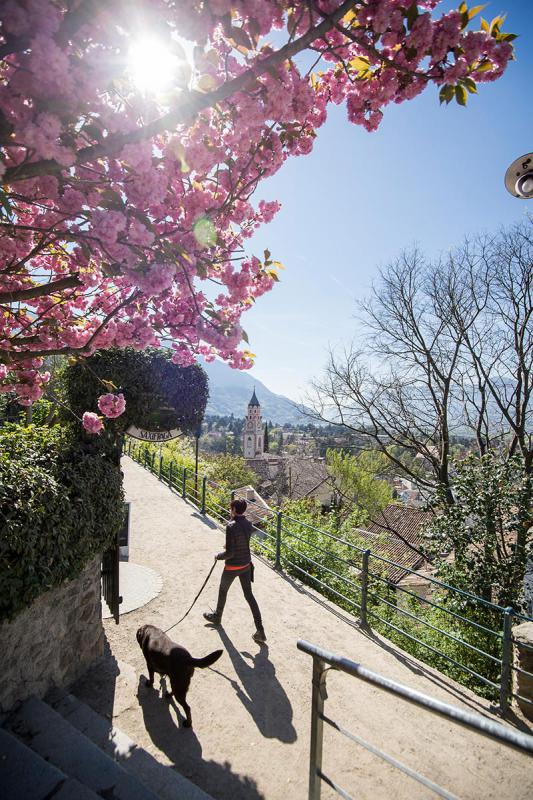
63,348,208,435
0,424,124,622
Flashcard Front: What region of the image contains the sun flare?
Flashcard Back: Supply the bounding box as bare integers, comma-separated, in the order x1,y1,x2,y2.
128,36,189,96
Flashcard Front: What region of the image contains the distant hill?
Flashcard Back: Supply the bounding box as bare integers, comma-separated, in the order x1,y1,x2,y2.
202,359,307,424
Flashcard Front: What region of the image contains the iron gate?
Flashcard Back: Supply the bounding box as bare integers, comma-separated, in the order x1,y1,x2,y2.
101,526,121,624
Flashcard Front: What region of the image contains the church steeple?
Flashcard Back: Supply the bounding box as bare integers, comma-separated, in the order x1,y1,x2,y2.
243,388,263,458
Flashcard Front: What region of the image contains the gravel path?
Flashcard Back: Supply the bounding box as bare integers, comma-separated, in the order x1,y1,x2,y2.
73,457,533,800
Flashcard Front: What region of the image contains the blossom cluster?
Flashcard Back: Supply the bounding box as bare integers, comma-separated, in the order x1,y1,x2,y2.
97,393,127,419
82,412,104,435
0,0,514,414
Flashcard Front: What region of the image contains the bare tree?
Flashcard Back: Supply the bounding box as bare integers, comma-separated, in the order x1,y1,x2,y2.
448,224,533,472
309,219,533,499
309,248,469,505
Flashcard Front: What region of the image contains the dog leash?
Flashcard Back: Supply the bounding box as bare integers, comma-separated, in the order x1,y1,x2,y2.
164,559,218,634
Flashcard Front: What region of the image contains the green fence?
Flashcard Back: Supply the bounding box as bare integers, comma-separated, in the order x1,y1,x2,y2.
126,438,533,712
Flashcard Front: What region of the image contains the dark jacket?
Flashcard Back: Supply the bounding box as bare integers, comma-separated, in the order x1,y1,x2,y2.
217,515,253,568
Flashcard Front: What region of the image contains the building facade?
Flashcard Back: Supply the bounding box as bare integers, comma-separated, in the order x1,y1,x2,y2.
243,389,263,458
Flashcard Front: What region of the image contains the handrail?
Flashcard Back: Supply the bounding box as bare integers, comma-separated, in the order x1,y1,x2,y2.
124,437,533,711
367,549,506,612
297,639,533,800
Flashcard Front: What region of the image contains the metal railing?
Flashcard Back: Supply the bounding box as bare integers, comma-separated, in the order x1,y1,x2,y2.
297,639,533,800
125,438,533,711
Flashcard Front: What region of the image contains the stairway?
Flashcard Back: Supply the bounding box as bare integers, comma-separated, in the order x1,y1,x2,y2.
1,693,212,800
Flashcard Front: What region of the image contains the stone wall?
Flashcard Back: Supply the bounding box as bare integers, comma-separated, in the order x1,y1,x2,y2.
513,621,533,722
0,556,104,712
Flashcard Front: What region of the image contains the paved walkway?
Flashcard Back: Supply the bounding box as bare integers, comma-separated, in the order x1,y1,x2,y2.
74,458,533,800
102,562,163,619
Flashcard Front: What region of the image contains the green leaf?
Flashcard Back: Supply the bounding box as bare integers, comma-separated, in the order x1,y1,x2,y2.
228,25,253,50
468,4,487,20
197,74,217,92
406,1,419,30
463,77,478,94
455,84,468,106
439,84,455,105
99,188,123,207
349,56,371,72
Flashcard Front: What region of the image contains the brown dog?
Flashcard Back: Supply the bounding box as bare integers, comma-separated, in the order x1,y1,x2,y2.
136,624,223,727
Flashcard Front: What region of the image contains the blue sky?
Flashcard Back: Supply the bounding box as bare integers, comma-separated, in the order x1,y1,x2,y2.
233,1,533,401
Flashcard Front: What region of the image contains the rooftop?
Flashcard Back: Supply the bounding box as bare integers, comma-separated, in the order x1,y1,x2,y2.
358,504,433,584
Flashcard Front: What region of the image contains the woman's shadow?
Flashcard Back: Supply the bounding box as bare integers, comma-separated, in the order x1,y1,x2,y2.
137,676,264,800
210,626,297,744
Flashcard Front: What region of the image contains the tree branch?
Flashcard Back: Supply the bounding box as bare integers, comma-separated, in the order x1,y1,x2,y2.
3,1,357,184
0,274,81,303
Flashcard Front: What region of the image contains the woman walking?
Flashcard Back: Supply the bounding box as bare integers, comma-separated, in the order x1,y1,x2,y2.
204,498,266,643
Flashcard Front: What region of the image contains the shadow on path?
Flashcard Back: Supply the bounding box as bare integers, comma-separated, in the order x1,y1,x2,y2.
210,626,297,744
71,635,120,721
191,511,220,530
273,569,529,724
137,677,264,800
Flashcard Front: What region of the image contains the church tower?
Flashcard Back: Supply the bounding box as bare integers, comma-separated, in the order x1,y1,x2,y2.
243,388,263,458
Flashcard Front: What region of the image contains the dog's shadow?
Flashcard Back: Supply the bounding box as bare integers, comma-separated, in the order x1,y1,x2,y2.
211,627,297,744
137,676,264,800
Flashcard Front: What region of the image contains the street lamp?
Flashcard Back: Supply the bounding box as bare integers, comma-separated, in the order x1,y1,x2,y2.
504,153,533,199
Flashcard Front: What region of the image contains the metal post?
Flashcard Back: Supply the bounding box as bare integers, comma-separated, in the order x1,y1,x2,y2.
201,476,207,514
194,431,200,501
275,511,282,570
500,607,514,713
360,549,371,628
309,657,327,800
169,461,173,488
151,452,156,472
159,455,163,480
182,467,187,499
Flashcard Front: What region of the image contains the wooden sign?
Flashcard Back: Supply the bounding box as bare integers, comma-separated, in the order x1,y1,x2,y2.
126,425,182,442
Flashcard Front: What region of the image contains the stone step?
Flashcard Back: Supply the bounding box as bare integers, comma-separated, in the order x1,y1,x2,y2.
4,696,161,800
0,727,98,800
47,689,213,800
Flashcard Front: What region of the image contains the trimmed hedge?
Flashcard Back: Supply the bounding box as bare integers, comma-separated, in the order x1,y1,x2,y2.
0,424,124,622
63,348,208,435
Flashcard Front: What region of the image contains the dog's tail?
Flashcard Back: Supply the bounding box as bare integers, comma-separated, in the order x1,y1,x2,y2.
190,649,223,669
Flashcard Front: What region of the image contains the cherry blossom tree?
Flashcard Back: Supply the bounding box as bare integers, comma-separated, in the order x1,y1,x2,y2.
0,1,515,412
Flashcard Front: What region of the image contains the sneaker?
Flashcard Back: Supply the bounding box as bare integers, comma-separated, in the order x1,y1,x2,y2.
203,611,221,625
252,628,267,644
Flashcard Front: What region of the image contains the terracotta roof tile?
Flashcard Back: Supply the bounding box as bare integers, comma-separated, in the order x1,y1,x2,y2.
358,504,433,584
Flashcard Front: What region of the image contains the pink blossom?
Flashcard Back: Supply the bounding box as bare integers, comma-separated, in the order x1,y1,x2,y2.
97,392,126,419
0,0,515,392
82,412,104,435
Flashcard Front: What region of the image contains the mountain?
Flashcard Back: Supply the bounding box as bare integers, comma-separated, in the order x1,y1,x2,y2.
201,359,307,424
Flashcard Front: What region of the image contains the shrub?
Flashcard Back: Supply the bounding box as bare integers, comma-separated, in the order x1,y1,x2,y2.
204,454,258,488
0,424,124,622
63,348,208,435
